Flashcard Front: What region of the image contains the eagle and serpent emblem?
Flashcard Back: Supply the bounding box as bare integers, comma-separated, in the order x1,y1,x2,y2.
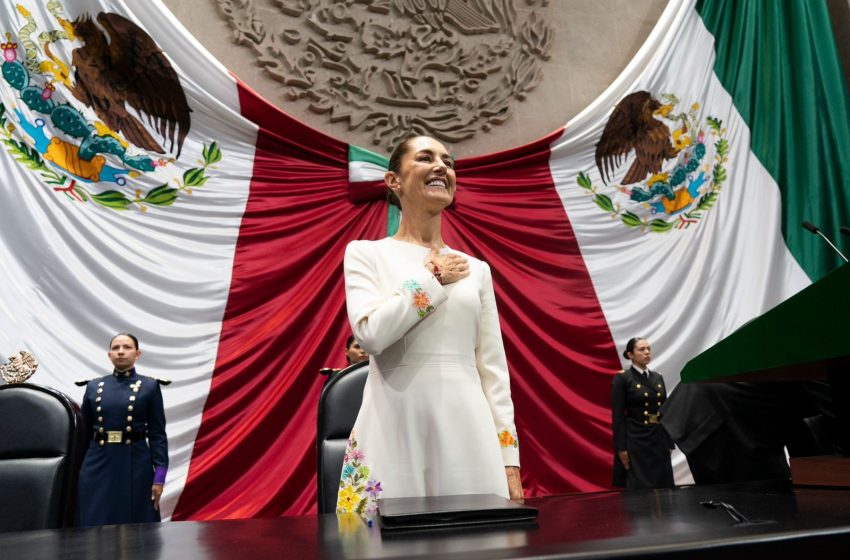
0,349,38,383
0,1,222,211
578,90,729,232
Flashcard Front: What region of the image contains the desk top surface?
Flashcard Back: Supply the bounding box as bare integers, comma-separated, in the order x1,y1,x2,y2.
3,481,850,559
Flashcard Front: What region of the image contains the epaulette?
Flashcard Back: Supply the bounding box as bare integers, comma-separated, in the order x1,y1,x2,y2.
152,377,172,386
74,378,97,386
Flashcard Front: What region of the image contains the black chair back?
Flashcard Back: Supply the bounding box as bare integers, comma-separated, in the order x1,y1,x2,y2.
0,383,85,532
316,362,368,514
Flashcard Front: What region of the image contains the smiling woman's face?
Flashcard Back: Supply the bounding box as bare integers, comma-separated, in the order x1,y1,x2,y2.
387,136,456,213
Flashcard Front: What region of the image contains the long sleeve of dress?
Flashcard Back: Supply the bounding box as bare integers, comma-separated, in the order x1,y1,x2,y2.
611,374,627,452
344,240,447,356
475,262,520,467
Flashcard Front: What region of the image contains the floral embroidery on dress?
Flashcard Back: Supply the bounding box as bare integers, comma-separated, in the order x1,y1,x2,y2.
337,431,383,516
401,279,420,292
400,279,435,318
498,429,519,449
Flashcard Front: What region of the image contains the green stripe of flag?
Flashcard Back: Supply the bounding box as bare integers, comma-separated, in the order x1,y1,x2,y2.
697,0,850,281
348,144,398,236
348,145,389,169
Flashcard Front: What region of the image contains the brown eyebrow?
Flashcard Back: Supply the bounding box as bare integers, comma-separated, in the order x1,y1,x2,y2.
414,149,454,163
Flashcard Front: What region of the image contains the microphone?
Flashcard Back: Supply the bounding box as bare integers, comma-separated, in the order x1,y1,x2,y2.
802,221,848,263
841,226,850,237
801,221,819,234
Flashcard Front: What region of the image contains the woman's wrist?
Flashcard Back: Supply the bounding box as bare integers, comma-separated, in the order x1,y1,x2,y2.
425,261,443,284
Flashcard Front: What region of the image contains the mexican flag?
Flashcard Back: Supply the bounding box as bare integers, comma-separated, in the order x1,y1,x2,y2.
0,0,847,520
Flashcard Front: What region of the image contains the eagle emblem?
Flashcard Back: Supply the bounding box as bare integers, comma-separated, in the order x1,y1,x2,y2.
0,2,221,212
595,90,678,186
217,0,552,151
577,91,729,232
0,350,38,383
70,12,191,158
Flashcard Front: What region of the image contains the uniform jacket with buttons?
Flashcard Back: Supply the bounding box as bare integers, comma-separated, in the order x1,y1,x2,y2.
77,369,167,526
611,366,674,452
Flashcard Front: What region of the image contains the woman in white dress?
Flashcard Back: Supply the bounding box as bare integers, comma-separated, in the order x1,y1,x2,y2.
337,136,523,515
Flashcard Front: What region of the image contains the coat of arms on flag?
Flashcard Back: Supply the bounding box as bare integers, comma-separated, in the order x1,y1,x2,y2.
576,91,729,232
1,1,223,212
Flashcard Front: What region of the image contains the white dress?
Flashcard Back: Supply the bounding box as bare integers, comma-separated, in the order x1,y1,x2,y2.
337,237,520,515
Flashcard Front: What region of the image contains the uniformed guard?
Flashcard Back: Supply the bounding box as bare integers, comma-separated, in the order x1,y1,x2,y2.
611,337,675,489
76,333,169,526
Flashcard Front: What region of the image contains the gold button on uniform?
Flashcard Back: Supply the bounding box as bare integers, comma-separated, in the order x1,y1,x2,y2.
96,397,101,403
128,405,134,412
127,416,133,422
99,440,105,446
125,439,131,445
636,384,642,389
96,406,102,412
98,427,104,433
126,426,132,432
129,396,136,401
97,416,103,422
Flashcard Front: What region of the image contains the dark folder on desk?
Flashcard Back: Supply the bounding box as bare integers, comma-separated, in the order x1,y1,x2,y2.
377,493,538,531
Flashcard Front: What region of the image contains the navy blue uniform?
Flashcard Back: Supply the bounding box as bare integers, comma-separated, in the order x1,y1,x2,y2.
77,369,168,526
611,366,674,489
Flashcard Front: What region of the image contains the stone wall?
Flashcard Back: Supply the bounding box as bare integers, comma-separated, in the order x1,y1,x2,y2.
161,0,850,159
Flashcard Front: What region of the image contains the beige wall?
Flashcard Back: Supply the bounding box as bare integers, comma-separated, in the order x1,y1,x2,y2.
162,0,850,159
162,0,667,158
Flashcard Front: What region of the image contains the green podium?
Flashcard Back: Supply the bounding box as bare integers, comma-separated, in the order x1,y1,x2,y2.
680,263,850,486
681,263,850,384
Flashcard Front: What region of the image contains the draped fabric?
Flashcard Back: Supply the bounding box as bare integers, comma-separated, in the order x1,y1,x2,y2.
2,0,849,521
171,88,388,518
543,0,849,485
0,0,257,520
696,0,850,280
173,101,619,518
445,135,620,494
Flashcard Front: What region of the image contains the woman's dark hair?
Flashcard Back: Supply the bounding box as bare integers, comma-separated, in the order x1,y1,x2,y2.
109,332,140,350
385,135,421,210
345,334,356,349
622,337,645,360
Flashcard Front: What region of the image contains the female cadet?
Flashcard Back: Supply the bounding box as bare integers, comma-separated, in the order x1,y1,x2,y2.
611,337,674,489
77,333,168,526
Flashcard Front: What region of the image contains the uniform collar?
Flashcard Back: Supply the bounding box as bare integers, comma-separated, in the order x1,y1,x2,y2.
113,367,136,378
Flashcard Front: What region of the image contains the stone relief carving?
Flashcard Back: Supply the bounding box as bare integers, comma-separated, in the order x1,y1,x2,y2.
215,0,552,149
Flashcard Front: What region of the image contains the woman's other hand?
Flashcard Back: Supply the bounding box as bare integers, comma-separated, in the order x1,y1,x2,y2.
505,466,524,503
151,484,164,511
618,450,630,470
